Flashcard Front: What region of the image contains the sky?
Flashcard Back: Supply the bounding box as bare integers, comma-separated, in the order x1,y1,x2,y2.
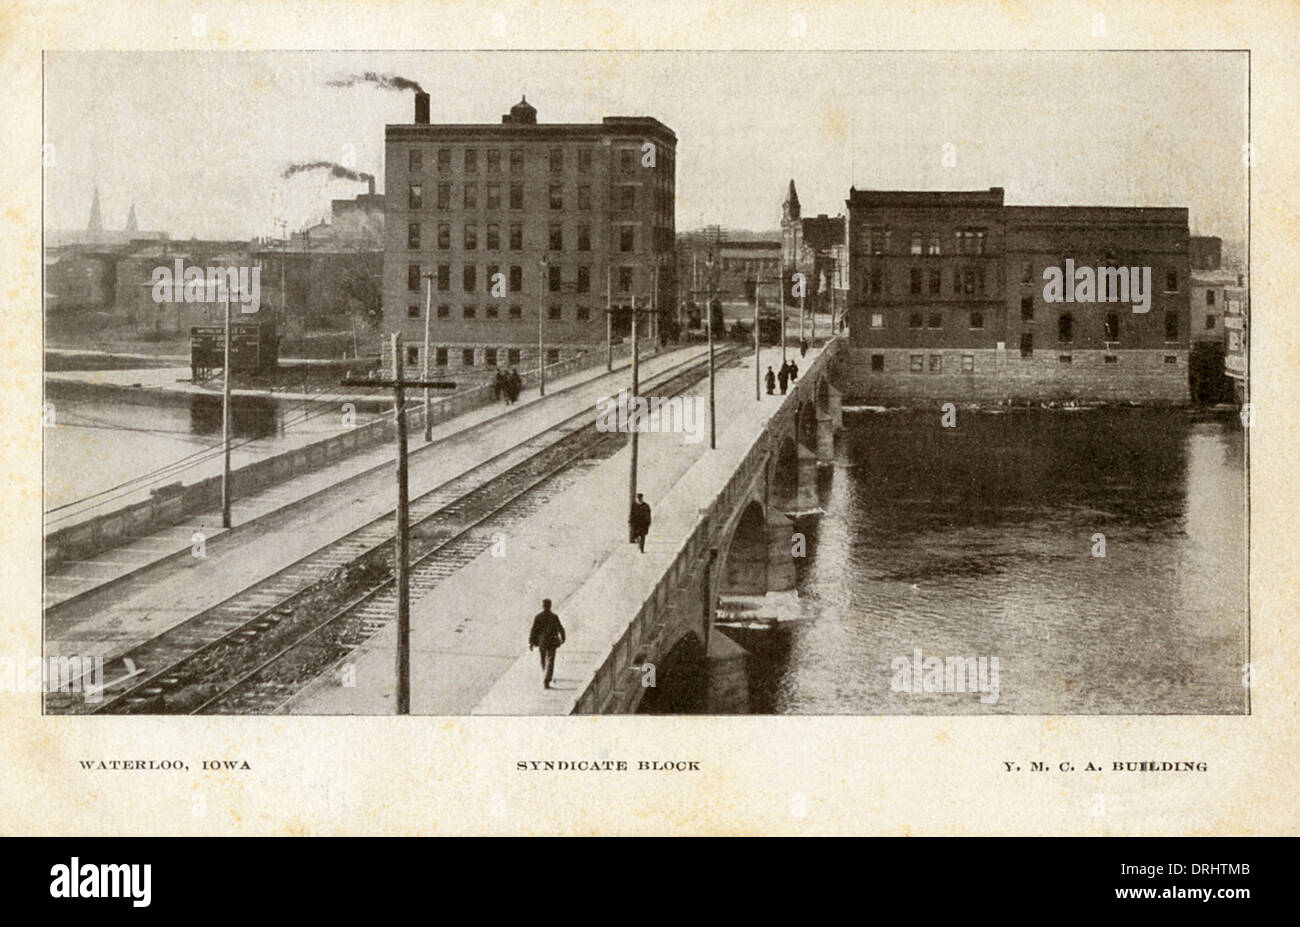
43,50,1248,242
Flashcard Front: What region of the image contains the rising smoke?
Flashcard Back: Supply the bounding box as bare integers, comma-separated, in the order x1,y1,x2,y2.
325,71,424,94
282,161,375,185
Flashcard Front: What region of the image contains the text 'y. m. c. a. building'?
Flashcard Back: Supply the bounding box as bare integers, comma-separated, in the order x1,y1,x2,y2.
839,187,1190,403
383,94,676,379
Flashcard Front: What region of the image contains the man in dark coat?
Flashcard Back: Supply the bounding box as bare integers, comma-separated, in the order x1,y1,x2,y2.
529,598,566,688
629,492,652,553
800,338,808,358
765,367,776,395
789,359,799,382
778,362,789,394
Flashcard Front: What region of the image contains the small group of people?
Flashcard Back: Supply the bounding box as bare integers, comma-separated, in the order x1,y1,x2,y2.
765,357,799,395
492,368,523,404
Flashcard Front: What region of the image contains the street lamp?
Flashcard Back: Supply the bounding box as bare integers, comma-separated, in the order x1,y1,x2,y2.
704,255,717,450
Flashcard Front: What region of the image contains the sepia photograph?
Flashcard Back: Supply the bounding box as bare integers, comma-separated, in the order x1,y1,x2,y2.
35,48,1250,719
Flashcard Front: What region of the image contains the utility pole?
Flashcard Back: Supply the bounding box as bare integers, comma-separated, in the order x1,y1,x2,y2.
341,335,455,715
705,257,716,450
422,272,434,442
606,265,613,372
800,286,807,345
221,289,232,528
628,298,639,542
780,266,787,364
538,256,549,396
754,270,760,400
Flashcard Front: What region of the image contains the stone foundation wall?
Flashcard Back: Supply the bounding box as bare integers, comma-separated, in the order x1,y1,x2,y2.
834,347,1189,404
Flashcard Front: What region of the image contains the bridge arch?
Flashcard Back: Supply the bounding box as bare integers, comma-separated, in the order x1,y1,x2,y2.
816,377,830,414
770,435,799,509
635,630,706,713
796,400,817,448
720,499,767,596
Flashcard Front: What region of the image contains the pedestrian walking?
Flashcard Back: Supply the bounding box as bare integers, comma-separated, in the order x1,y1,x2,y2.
528,598,566,688
789,359,799,382
765,366,776,395
800,338,808,358
629,493,652,553
778,363,789,394
492,369,505,402
507,368,521,404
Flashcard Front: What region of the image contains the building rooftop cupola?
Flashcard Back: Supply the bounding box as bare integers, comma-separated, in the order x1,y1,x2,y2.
783,179,801,223
506,95,537,125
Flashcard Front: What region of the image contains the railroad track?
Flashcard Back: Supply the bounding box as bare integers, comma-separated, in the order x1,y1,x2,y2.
53,347,737,715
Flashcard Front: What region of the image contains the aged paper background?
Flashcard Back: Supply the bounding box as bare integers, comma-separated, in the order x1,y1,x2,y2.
1,0,1297,836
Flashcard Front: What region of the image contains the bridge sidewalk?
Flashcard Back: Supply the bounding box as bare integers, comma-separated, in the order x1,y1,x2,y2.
286,343,829,715
45,346,699,661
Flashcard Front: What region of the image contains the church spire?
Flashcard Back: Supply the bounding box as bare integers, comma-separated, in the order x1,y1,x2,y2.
125,203,138,232
87,186,104,235
782,179,801,223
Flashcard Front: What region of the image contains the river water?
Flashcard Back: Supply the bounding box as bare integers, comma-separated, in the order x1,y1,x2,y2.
739,407,1248,715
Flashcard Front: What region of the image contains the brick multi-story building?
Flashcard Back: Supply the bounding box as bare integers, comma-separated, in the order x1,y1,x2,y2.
383,94,676,377
839,187,1191,403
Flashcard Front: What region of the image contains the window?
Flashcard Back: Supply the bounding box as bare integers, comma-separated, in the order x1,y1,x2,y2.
486,223,500,251
618,267,633,292
463,183,477,209
507,348,521,365
549,184,563,210
619,226,635,252
486,263,499,291
1104,312,1119,341
618,186,635,210
577,266,590,293
1206,289,1216,306
486,183,501,209
548,305,562,320
1164,355,1178,364
462,305,476,319
509,224,523,250
1021,262,1033,284
870,228,888,255
405,345,419,365
549,148,563,172
485,304,499,319
1021,295,1034,323
1058,355,1072,364
435,347,448,366
929,268,941,295
549,224,564,251
407,305,421,320
437,304,450,318
578,148,592,173
910,232,923,255
509,149,523,173
871,354,885,371
547,349,560,364
961,355,974,372
1020,333,1033,357
464,149,477,173
577,224,591,251
509,266,522,292
509,306,522,321
909,354,924,372
548,265,561,292
408,184,423,210
485,348,498,366
1166,269,1179,292
437,265,450,291
437,183,450,210
576,306,591,321
462,349,475,366
409,149,422,172
620,148,635,173
1164,311,1179,341
927,232,941,256
487,149,501,173
957,229,987,254
437,149,451,172
463,265,477,291
510,184,523,209
1104,354,1118,365
1206,314,1217,330
464,224,478,250
929,354,942,372
437,223,450,250
408,223,421,249
407,263,421,291
870,312,884,329
578,185,591,210
910,268,922,295
1058,312,1074,342
969,311,984,330
927,312,943,329
908,312,923,329
870,268,884,296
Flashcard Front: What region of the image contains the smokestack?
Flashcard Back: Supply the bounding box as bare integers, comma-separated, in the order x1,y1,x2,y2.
415,92,430,124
